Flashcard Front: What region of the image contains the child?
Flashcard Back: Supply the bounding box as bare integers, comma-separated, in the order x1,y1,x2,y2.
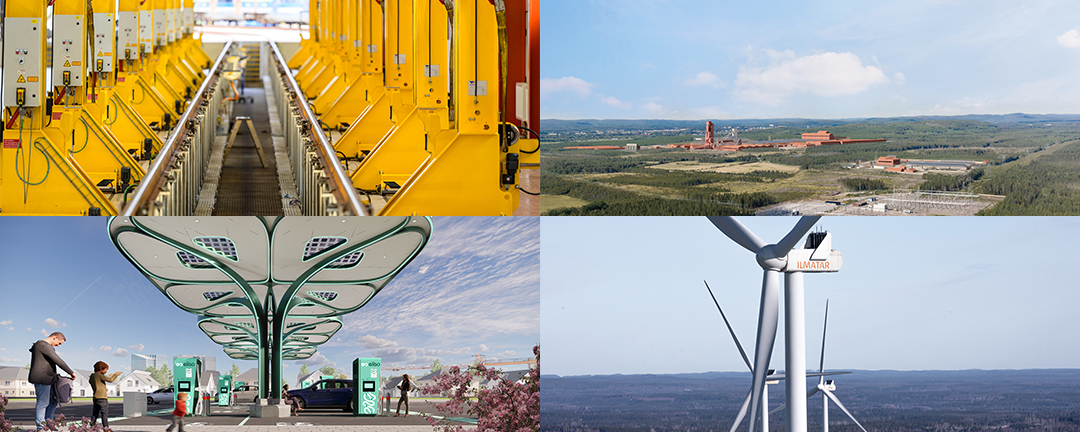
89,361,122,431
166,392,188,432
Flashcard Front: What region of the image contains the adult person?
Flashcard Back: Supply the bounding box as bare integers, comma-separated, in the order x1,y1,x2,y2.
28,332,76,430
281,385,302,416
395,374,412,417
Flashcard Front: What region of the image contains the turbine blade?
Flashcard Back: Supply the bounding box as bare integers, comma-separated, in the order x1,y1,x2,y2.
823,389,869,432
773,216,821,257
707,216,767,253
747,270,781,432
704,280,752,372
769,403,785,416
729,390,752,432
819,300,829,386
807,387,820,399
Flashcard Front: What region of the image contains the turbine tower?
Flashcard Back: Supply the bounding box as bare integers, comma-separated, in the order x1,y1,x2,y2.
770,301,868,432
707,216,842,432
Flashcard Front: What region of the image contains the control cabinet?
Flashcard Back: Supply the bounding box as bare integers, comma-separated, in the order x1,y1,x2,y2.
118,11,140,60
93,13,115,72
52,15,85,88
140,11,154,54
3,18,44,107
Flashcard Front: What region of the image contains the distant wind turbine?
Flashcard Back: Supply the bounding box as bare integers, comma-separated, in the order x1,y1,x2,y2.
768,301,868,432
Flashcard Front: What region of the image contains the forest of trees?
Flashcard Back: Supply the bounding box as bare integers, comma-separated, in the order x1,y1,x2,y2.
840,177,887,191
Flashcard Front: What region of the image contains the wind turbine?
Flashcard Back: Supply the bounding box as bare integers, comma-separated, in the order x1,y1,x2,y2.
769,301,868,432
704,281,849,432
707,216,842,432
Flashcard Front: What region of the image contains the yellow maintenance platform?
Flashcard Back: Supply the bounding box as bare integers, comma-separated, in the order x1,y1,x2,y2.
0,0,539,216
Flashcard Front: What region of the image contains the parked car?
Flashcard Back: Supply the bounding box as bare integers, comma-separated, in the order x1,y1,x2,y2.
147,387,174,405
288,379,353,412
233,384,260,404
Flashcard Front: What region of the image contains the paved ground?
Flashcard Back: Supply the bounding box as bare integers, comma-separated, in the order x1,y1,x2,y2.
4,399,474,431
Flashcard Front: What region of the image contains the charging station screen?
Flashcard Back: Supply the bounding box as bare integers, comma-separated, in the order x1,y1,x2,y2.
362,381,375,392
179,382,191,392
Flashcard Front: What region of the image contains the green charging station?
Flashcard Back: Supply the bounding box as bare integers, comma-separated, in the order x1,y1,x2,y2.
173,357,202,416
217,375,232,406
353,358,381,416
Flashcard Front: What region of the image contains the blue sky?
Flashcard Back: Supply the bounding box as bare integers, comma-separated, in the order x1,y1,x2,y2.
542,1,1080,119
541,217,1080,376
0,217,539,382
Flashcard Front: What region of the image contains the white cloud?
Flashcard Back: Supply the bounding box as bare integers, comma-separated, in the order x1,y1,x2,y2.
1057,29,1080,49
44,318,66,329
599,96,632,109
39,329,48,336
129,344,145,353
0,319,13,326
100,345,112,352
26,327,32,331
497,350,517,357
734,50,890,105
416,265,430,275
301,353,336,368
641,102,664,114
478,344,491,353
357,335,398,350
540,76,594,98
112,348,129,357
0,356,20,364
893,72,906,85
684,71,724,89
0,348,6,351
7,327,13,331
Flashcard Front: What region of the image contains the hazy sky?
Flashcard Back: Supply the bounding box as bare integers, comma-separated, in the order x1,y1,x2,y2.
541,216,1080,376
0,217,539,381
542,0,1080,119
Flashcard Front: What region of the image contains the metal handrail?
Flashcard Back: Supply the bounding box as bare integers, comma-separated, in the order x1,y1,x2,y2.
268,41,367,216
121,41,235,216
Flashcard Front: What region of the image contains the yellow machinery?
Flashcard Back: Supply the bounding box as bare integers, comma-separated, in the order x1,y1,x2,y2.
376,0,535,215
333,0,410,160
347,0,446,194
90,0,165,161
46,0,145,195
0,0,213,215
288,0,537,215
1,0,118,214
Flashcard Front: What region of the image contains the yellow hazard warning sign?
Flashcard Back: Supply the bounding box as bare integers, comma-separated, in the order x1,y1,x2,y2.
98,51,104,57
16,75,25,84
64,60,71,67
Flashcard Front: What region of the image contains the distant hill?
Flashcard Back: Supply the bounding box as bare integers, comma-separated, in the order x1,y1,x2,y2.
541,114,1080,133
543,369,1080,432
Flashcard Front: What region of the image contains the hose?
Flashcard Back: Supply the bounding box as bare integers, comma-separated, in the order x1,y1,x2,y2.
70,117,91,153
113,94,154,141
16,138,52,186
515,184,538,196
122,184,138,206
520,125,538,139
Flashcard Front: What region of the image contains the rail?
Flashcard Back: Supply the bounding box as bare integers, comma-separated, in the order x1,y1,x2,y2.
268,41,368,216
121,40,367,215
121,41,235,216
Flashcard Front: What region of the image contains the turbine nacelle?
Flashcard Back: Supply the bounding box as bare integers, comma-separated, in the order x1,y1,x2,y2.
756,231,842,273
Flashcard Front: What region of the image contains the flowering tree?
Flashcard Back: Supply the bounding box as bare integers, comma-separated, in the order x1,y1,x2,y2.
0,396,104,432
419,345,539,432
